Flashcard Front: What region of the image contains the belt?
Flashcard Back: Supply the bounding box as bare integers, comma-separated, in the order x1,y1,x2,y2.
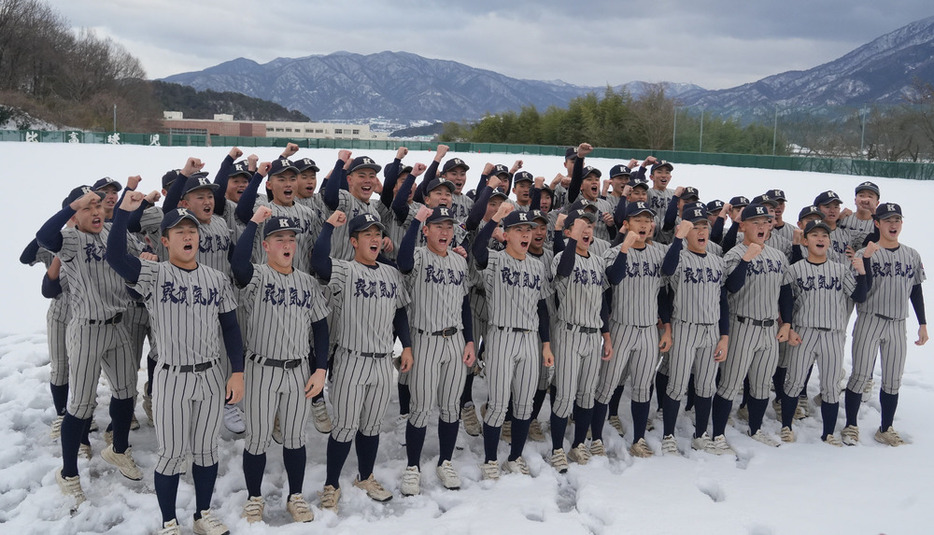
162,360,214,373
497,326,532,333
736,316,775,327
814,327,832,332
875,313,896,321
134,302,147,308
249,354,303,369
418,327,459,337
88,312,123,325
566,323,599,334
356,351,389,359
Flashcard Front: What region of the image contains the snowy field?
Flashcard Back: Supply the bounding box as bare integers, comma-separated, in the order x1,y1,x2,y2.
1,142,931,535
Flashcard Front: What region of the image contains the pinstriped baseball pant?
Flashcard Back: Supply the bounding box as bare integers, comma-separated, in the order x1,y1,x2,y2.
596,321,659,404
244,357,311,454
153,362,224,475
329,347,393,443
409,332,468,428
47,315,69,386
666,320,719,402
66,321,135,419
551,324,602,418
716,318,779,401
847,314,907,395
784,327,845,404
483,328,540,427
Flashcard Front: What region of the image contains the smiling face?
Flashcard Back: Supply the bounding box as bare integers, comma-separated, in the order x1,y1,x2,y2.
803,228,830,260
628,187,648,203
875,214,902,245
268,171,297,206
226,175,249,203
161,220,199,268
348,168,378,202
504,223,533,258
263,230,297,272
530,219,548,252
180,188,215,224
581,174,600,201
626,214,654,246
855,191,879,213
651,168,671,190
98,185,119,218
686,220,710,254
740,216,772,246
296,170,317,199
423,220,453,256
73,196,104,234
426,186,453,209
564,220,594,254
443,167,467,194
350,226,383,265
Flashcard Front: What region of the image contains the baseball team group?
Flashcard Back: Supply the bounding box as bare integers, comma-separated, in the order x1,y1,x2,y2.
22,141,926,534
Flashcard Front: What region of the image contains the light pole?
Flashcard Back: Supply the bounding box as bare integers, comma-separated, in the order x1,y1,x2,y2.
699,108,704,153
772,107,778,155
859,108,868,157
113,104,117,132
673,107,678,151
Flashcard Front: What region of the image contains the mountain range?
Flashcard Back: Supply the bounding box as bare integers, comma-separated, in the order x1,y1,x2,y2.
161,16,934,124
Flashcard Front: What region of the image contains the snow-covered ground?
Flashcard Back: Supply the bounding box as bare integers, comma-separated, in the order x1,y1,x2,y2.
1,142,932,534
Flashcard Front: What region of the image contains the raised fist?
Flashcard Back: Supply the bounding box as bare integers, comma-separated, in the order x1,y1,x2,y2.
327,210,347,228
257,162,272,177
674,219,694,240
534,176,545,189
281,143,299,158
577,143,593,158
743,242,763,261
251,205,273,224
436,144,450,159
395,147,408,160
494,202,515,221
412,162,428,176
229,147,243,159
487,175,502,191
338,150,352,162
863,241,880,258
181,157,204,177
415,205,433,222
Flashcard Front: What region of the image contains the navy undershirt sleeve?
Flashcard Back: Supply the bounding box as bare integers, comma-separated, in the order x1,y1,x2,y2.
219,310,244,373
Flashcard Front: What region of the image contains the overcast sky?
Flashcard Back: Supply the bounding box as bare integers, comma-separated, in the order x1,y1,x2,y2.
51,1,933,90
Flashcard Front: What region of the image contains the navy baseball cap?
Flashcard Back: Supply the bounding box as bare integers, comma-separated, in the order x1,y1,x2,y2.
764,189,787,202
741,203,772,221
183,173,218,195
489,190,509,201
268,157,299,177
681,204,708,223
680,187,699,201
706,199,725,212
490,164,509,176
626,201,656,219
650,160,673,174
798,205,822,221
160,207,200,233
529,209,549,224
228,161,252,179
539,185,555,198
441,158,469,173
568,198,598,213
348,213,386,235
855,181,880,196
513,171,534,184
294,157,320,173
813,190,842,206
609,164,632,178
581,165,602,179
92,177,122,192
874,202,903,220
752,193,778,207
629,177,649,190
565,208,598,227
803,219,832,236
64,185,106,208
398,165,414,176
502,210,538,229
426,206,457,225
729,196,750,208
424,178,455,194
162,170,180,190
348,156,381,174
263,216,302,238
564,147,578,161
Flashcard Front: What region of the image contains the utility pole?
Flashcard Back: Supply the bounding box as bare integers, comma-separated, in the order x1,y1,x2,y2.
673,107,678,151
113,104,117,132
772,107,778,155
699,109,704,152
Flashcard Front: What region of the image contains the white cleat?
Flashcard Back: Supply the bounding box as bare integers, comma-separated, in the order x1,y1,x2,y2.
50,415,63,439
590,438,607,457
287,493,314,522
567,443,592,465
241,496,264,524
480,460,501,480
706,434,736,456
354,474,393,502
503,456,530,476
55,469,86,506
156,519,181,535
874,426,906,447
841,425,860,446
311,400,332,434
223,405,246,434
749,429,780,447
192,509,229,535
318,485,341,513
608,415,625,436
400,466,421,496
461,403,481,437
661,434,680,456
691,432,712,451
436,460,461,490
780,426,796,443
549,448,569,473
101,445,143,480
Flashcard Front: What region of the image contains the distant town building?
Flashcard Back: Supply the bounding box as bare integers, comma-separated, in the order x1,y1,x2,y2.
161,112,388,140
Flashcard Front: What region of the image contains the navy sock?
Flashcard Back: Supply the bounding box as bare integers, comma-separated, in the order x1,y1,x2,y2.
312,391,324,403
437,419,459,464
550,412,568,450
482,422,500,463
405,422,427,467
531,388,548,419
509,418,531,461
283,446,306,495
609,384,624,417
398,383,411,415
655,372,670,411
844,388,861,427
109,396,134,454
879,390,898,431
325,437,352,488
740,377,750,409
191,463,218,516
773,367,787,400
355,431,379,481
685,375,696,411
505,396,514,422
572,406,592,447
146,357,156,396
460,374,475,408
631,400,650,441
781,392,798,428
548,385,557,413
821,401,839,439
802,365,814,397
712,395,732,437
693,396,712,437
747,397,768,434
50,383,68,415
662,395,680,436
591,402,608,442
60,413,89,477
242,450,266,497
154,471,180,523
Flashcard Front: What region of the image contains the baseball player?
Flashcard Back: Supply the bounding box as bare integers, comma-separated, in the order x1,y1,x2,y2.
310,211,413,512
592,202,671,457
231,207,330,524
322,151,392,261
641,157,674,244
711,204,793,450
547,209,611,471
566,143,615,242
813,190,857,263
107,191,245,535
842,202,927,446
415,145,474,222
396,206,475,495
36,186,139,506
472,204,554,479
779,220,870,445
658,205,732,455
764,189,794,243
839,181,881,247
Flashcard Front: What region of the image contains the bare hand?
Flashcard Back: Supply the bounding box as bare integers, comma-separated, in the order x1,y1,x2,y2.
304,369,326,398
251,205,273,224
415,206,433,222
482,163,494,175
792,227,804,245
720,202,732,219
144,190,161,204
281,143,299,158
602,333,613,361
554,213,568,231
777,323,790,343
487,175,502,191
181,157,204,177
577,143,593,158
119,191,145,212
569,218,587,241
327,210,347,227
382,236,394,253
126,175,142,190
674,219,694,240
338,150,352,163
462,341,476,367
659,326,673,352
863,241,880,258
453,245,467,259
226,372,245,404
643,155,658,166
534,176,545,189
399,347,414,372
674,186,685,197
620,230,640,252
852,253,866,274
509,160,523,174
247,154,259,171
412,162,428,176
492,227,506,243
395,147,408,160
229,147,244,160
916,325,928,346
542,343,554,367
602,212,614,226
493,202,515,221
840,207,853,219
435,144,449,160
742,243,763,261
257,162,272,177
139,252,158,262
713,337,728,362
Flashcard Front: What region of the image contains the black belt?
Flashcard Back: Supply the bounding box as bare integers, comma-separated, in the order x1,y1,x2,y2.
566,323,599,334
163,361,213,373
357,351,389,359
736,316,775,327
418,327,458,337
134,302,146,308
249,354,303,369
497,326,532,333
88,312,123,325
875,313,897,321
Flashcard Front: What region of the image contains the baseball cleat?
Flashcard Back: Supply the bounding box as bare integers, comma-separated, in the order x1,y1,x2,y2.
794,397,808,420
480,460,501,480
142,385,153,424
841,425,860,446
629,438,654,458
780,426,796,443
318,485,341,512
691,432,712,451
436,460,462,490
101,445,143,480
460,403,481,436
223,405,246,434
736,406,749,422
130,414,140,430
822,433,843,447
772,399,783,420
501,419,512,443
549,448,569,473
645,417,655,432
503,456,530,476
192,509,229,535
661,435,680,456
608,415,625,436
354,474,393,502
104,429,113,445
79,443,92,460
874,426,906,447
528,419,545,442
400,466,421,496
156,519,181,535
749,430,780,447
311,400,332,434
706,435,735,456
88,419,98,432
812,393,822,406
590,438,607,457
271,415,283,445
567,443,592,465
241,496,265,523
862,379,873,402
286,493,314,522
55,469,86,505
50,415,63,439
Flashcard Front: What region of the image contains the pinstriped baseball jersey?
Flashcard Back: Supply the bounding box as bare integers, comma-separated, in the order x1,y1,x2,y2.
481,250,553,330
250,201,322,273
404,247,470,331
737,231,792,260
784,260,857,331
706,240,724,257
33,247,71,323
855,245,925,320
452,193,474,223
238,264,330,359
771,223,795,242
551,250,609,328
603,244,666,326
827,226,856,263
328,190,384,261
193,215,234,278
724,243,786,320
296,194,328,221
591,197,615,242
385,202,420,261
648,188,674,243
529,248,557,317
839,214,874,247
667,248,726,325
58,228,130,321
328,259,410,353
128,260,236,366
